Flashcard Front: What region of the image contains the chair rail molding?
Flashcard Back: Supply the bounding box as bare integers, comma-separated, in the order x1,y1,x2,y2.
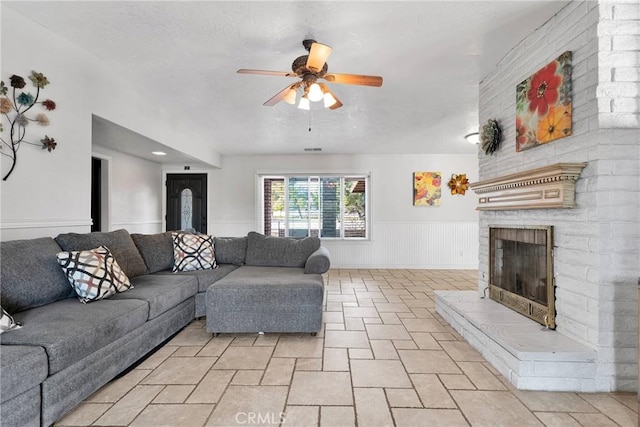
470,162,587,210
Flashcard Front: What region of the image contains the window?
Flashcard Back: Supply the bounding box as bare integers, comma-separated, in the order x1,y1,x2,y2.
261,175,368,239
180,188,193,230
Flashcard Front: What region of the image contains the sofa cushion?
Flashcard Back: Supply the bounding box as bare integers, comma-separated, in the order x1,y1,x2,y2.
245,232,321,268
55,229,148,278
0,344,47,404
110,274,197,319
0,237,75,314
0,298,148,375
131,232,174,273
172,232,217,272
57,245,132,303
1,382,40,427
305,246,331,274
156,264,239,293
211,266,324,305
214,236,247,266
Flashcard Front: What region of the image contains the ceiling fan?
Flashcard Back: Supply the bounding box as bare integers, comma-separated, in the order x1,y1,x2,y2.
237,39,383,110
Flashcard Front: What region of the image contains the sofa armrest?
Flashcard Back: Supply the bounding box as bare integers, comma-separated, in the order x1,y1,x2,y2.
305,246,331,274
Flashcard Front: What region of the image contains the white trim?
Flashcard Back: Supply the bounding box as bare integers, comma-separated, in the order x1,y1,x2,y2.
256,173,371,240
257,170,371,178
1,219,93,230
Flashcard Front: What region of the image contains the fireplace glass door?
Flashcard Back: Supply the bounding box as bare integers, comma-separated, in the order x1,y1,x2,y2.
489,226,555,328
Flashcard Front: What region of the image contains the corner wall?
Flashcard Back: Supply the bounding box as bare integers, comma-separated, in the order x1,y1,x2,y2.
478,0,638,391
0,5,220,241
92,146,163,234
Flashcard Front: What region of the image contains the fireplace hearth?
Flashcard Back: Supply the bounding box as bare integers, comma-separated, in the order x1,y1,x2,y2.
489,226,554,328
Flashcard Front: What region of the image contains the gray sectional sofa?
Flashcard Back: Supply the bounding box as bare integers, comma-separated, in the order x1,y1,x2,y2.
0,229,329,427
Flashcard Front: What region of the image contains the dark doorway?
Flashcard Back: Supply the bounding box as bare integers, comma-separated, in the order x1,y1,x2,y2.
166,173,207,234
91,157,102,232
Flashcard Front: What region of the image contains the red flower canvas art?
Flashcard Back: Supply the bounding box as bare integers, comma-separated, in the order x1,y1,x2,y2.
516,51,572,152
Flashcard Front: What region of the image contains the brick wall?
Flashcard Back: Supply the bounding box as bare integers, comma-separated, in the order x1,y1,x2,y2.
597,0,640,128
477,0,638,392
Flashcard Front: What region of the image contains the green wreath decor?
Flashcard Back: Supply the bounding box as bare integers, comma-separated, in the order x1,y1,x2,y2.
481,119,502,155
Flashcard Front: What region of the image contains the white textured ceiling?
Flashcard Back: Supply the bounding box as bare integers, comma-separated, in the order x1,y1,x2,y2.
6,1,569,161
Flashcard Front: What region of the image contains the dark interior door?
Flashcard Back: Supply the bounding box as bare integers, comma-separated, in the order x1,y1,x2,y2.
91,157,101,232
166,173,207,233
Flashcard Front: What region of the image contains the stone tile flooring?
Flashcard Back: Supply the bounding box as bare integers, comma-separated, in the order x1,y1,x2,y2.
55,269,637,427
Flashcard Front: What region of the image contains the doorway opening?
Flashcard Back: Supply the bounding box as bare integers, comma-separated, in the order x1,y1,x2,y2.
91,156,110,232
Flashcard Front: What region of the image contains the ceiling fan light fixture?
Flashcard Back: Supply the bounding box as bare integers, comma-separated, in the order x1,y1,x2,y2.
298,95,310,110
323,91,337,108
308,83,324,102
283,87,297,105
238,39,382,110
306,42,332,73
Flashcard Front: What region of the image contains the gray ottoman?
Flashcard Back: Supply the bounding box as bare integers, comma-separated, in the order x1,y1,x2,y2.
205,266,324,334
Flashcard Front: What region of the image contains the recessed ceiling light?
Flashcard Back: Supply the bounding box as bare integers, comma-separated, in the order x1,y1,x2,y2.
152,151,167,156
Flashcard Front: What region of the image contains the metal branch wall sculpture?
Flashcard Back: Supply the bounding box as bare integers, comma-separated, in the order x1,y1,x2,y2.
1,71,58,181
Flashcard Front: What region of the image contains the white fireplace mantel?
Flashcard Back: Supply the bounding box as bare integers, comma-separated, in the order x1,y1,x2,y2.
470,162,587,210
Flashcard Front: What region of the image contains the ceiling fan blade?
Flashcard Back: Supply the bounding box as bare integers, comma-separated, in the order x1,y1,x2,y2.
329,95,343,110
306,42,332,73
237,69,297,77
323,73,383,87
318,83,343,110
263,83,298,106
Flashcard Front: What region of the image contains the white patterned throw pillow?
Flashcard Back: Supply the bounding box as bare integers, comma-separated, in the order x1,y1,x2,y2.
172,232,217,272
57,245,132,303
0,306,22,334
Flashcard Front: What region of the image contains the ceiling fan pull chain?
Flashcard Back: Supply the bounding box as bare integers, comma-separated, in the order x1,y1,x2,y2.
308,110,312,132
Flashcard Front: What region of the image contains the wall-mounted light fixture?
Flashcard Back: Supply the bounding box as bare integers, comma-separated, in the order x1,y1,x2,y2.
464,132,480,144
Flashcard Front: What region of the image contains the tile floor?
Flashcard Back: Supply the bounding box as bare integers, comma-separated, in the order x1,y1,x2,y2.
55,269,637,427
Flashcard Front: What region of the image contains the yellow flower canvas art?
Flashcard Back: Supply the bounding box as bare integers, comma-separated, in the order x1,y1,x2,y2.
413,172,441,206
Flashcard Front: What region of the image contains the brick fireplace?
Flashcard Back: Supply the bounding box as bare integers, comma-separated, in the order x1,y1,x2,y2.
437,1,638,393
436,164,601,391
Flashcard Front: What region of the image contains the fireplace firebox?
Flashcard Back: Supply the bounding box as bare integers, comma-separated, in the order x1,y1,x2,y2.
489,226,555,328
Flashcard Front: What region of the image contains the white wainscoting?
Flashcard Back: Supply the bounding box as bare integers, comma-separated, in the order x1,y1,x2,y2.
1,219,478,269
0,219,92,241
323,221,479,269
111,220,163,234
208,220,479,269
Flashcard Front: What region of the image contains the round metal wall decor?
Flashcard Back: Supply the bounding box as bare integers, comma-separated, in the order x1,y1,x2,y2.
481,119,502,155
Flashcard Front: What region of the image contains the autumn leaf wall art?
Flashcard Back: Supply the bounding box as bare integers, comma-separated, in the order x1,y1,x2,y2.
516,51,572,152
413,172,441,206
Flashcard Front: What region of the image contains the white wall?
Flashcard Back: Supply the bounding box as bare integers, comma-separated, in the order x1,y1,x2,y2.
92,146,163,234
209,154,479,269
0,5,220,241
478,0,638,391
0,6,93,240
